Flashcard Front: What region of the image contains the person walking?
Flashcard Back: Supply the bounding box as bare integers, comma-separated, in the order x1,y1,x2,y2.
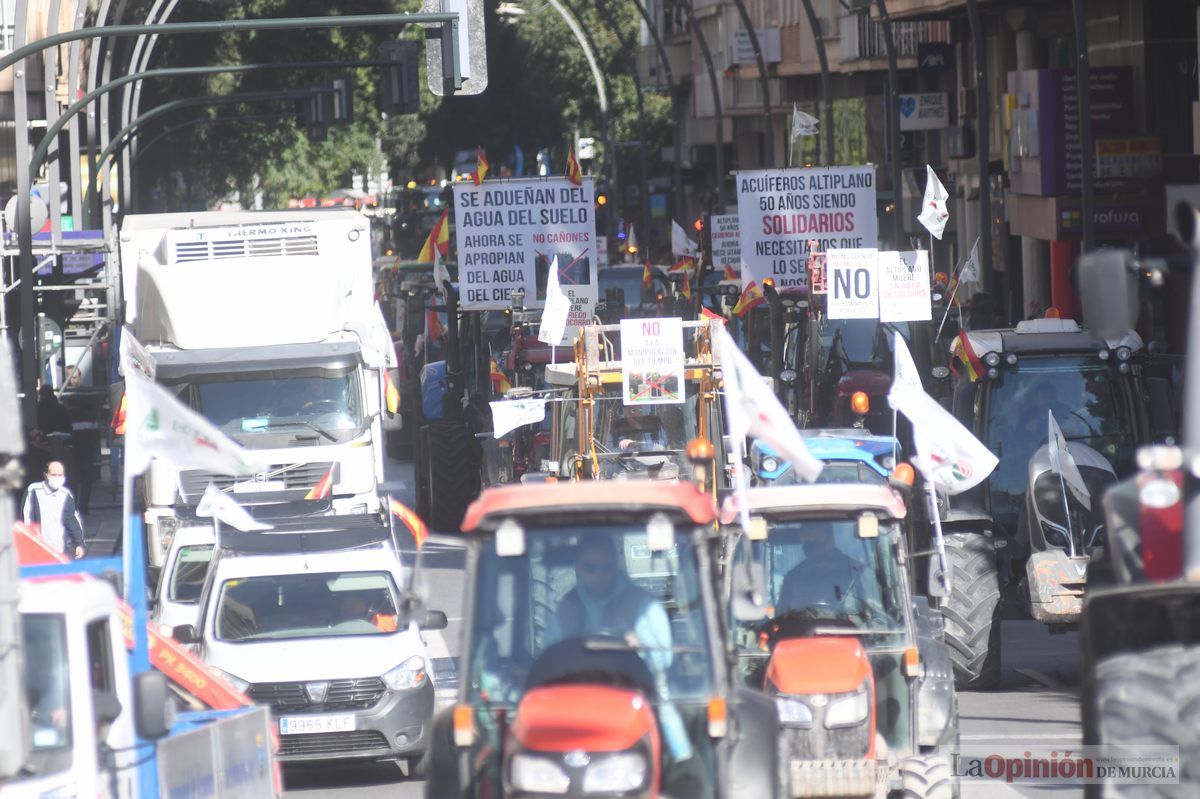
22,461,85,559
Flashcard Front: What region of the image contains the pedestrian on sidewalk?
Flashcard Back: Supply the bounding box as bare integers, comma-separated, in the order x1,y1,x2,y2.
22,461,86,559
68,402,101,514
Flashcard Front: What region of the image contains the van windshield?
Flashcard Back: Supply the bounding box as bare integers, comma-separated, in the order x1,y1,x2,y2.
22,614,72,752
169,545,214,603
214,571,402,641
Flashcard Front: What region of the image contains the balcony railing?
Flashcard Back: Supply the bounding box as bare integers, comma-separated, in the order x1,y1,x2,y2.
839,11,950,61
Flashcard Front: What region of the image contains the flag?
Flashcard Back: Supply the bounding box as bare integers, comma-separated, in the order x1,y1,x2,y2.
197,483,273,532
387,496,428,549
566,147,583,186
473,147,489,185
669,257,694,274
121,358,259,478
952,330,986,381
418,210,450,263
110,393,127,435
538,256,571,347
305,465,336,500
714,325,823,482
724,265,739,281
383,369,400,415
642,259,653,290
681,272,692,301
490,356,512,395
1048,411,1092,510
959,237,980,284
491,398,548,438
791,104,819,140
732,281,766,317
916,165,950,240
701,306,726,323
672,220,699,259
888,333,996,495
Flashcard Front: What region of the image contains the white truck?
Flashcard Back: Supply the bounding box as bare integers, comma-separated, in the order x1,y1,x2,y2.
119,209,396,571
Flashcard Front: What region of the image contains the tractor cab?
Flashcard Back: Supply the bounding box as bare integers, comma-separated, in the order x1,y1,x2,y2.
721,484,958,798
543,320,727,491
426,482,780,799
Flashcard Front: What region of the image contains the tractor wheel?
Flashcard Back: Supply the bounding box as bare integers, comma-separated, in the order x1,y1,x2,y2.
940,532,1002,689
425,420,480,532
1084,643,1200,799
897,754,955,799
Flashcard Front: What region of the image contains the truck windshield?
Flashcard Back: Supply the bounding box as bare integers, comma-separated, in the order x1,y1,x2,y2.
22,614,72,752
466,524,716,708
183,368,365,444
737,519,907,647
984,356,1135,531
214,571,402,641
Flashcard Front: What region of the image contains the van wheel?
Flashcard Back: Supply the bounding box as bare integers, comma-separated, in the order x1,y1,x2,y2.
940,532,1001,689
1083,643,1200,798
897,754,954,799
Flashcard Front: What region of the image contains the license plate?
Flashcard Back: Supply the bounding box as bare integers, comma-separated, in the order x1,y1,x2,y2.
279,714,357,735
233,480,286,494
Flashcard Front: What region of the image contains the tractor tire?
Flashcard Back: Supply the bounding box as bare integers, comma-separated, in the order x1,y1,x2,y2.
897,754,955,799
425,420,480,533
1084,643,1200,799
940,533,1002,690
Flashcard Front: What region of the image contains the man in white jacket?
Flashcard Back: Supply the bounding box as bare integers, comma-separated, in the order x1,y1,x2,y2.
22,460,85,559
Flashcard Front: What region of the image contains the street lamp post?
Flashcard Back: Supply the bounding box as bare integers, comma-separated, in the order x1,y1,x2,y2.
965,0,991,290
681,0,726,210
800,0,834,166
875,0,903,249
727,0,774,166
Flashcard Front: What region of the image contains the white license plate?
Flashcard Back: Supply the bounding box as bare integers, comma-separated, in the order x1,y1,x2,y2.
279,714,357,735
233,480,286,494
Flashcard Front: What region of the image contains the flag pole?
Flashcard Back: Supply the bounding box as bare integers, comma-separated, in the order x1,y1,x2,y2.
926,481,951,596
936,261,964,339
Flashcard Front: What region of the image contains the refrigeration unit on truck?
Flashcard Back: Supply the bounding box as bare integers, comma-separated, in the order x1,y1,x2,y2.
119,210,396,571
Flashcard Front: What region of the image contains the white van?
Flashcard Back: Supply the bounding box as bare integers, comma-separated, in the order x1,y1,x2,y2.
172,520,445,775
151,524,215,635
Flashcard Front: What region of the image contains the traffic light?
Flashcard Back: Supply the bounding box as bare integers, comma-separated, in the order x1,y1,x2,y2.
329,75,354,126
379,40,420,115
305,86,329,141
423,0,489,96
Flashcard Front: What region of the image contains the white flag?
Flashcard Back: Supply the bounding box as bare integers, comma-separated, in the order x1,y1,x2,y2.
791,104,819,140
916,165,950,240
889,331,924,401
538,256,570,346
714,325,823,482
197,483,273,532
433,256,451,297
119,324,157,378
671,220,699,259
121,355,261,478
1048,411,1092,510
490,398,547,439
959,237,980,284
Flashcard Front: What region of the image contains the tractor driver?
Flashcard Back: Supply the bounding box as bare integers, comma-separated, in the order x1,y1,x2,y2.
775,522,864,618
611,405,670,452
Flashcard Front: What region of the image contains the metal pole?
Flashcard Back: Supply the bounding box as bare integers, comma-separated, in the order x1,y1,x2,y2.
1072,0,1094,253
683,0,726,210
65,0,88,225
766,284,783,398
965,0,991,290
91,0,135,231
728,0,774,166
14,0,38,421
122,0,179,209
800,0,834,166
43,0,64,246
875,0,903,249
625,0,685,224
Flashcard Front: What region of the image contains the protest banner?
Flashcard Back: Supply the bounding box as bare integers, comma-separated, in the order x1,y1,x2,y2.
711,214,741,277
620,318,685,405
878,250,933,322
825,248,879,319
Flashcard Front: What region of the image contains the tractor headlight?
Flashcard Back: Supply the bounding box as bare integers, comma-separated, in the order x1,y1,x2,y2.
825,684,871,728
761,456,780,474
775,695,813,727
1116,346,1132,362
983,351,1001,368
780,368,798,384
510,754,570,794
581,750,649,793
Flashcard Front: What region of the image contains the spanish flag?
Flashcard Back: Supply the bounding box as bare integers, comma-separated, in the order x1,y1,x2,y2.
724,265,739,281
473,147,489,185
732,281,766,317
305,465,336,500
566,147,583,186
954,330,986,381
383,369,400,415
418,210,450,263
387,496,428,549
490,356,511,395
701,306,726,323
669,256,694,274
681,272,692,301
642,259,653,290
110,393,127,436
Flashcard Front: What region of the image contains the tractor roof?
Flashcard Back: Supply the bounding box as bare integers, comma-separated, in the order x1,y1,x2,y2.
720,484,907,524
462,482,717,531
957,319,1142,357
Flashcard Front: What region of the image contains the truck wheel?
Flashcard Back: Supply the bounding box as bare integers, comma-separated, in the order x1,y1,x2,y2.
898,754,954,799
426,420,480,532
1085,643,1200,798
940,532,1001,689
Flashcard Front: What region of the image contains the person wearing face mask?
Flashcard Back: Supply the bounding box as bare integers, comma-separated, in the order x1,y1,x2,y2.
22,461,85,559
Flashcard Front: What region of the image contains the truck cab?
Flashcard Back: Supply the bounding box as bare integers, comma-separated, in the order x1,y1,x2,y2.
118,210,396,572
